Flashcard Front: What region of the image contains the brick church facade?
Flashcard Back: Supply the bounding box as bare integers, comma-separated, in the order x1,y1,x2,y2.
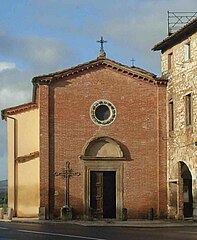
2,50,167,219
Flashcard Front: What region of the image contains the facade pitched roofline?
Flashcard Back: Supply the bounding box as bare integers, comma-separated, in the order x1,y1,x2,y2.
152,17,197,52
1,102,37,120
32,57,166,86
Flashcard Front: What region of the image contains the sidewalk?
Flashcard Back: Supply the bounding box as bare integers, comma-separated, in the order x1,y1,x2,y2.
66,219,197,228
1,217,197,228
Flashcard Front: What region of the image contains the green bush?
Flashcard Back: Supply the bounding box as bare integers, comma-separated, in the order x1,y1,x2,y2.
0,192,8,205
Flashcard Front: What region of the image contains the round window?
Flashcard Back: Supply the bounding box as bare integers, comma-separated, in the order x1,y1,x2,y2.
90,100,116,126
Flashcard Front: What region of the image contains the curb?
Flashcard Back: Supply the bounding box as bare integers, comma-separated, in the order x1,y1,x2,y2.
1,218,197,228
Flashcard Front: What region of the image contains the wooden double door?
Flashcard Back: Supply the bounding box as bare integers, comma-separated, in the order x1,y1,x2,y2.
90,171,116,219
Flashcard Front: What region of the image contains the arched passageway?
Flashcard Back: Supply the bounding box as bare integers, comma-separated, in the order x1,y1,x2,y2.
181,162,193,218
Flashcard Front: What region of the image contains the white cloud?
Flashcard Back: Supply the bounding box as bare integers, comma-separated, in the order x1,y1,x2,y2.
0,62,16,72
0,31,77,75
0,0,197,181
0,88,30,109
0,67,32,181
17,36,76,73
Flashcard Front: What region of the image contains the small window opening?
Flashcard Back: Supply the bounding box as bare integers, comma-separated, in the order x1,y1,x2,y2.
185,93,192,126
168,52,173,70
184,43,191,61
169,100,174,131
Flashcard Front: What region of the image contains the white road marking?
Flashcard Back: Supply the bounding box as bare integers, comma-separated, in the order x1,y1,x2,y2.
179,231,197,234
18,229,107,240
0,227,8,230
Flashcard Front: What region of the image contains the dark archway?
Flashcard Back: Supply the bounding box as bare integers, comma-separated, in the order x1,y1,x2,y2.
181,162,193,218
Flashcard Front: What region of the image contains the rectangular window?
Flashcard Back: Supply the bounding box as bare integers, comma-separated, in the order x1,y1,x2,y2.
185,93,192,126
168,52,173,70
184,42,191,61
169,100,174,131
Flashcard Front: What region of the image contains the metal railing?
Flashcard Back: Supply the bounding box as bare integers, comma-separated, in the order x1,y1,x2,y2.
167,11,197,35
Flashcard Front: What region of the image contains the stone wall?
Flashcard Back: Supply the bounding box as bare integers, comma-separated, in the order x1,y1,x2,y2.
161,31,197,219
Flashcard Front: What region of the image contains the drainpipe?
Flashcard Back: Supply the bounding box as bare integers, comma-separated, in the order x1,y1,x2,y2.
6,116,17,216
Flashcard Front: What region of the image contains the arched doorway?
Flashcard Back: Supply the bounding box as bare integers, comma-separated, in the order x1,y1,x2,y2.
181,162,193,218
81,137,126,219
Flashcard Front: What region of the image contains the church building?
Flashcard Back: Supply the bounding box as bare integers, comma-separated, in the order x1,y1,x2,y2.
2,45,167,220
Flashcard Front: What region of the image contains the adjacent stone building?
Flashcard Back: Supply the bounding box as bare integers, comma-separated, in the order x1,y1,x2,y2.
1,50,167,220
153,18,197,219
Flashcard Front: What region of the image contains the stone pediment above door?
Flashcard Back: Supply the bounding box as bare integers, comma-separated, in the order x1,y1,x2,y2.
80,137,132,161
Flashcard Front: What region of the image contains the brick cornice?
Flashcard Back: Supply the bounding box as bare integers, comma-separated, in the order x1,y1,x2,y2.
32,58,166,86
1,103,37,120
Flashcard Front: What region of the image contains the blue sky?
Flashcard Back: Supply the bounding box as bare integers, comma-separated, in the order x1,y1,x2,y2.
0,0,197,180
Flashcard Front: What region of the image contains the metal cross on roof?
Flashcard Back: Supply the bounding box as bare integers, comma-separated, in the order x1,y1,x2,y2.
131,58,136,67
97,36,107,52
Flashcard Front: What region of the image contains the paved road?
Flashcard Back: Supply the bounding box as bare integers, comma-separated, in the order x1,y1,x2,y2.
0,222,197,240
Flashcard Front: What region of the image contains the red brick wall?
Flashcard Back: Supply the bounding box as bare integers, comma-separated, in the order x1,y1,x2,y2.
39,84,50,217
157,85,167,218
39,66,167,219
